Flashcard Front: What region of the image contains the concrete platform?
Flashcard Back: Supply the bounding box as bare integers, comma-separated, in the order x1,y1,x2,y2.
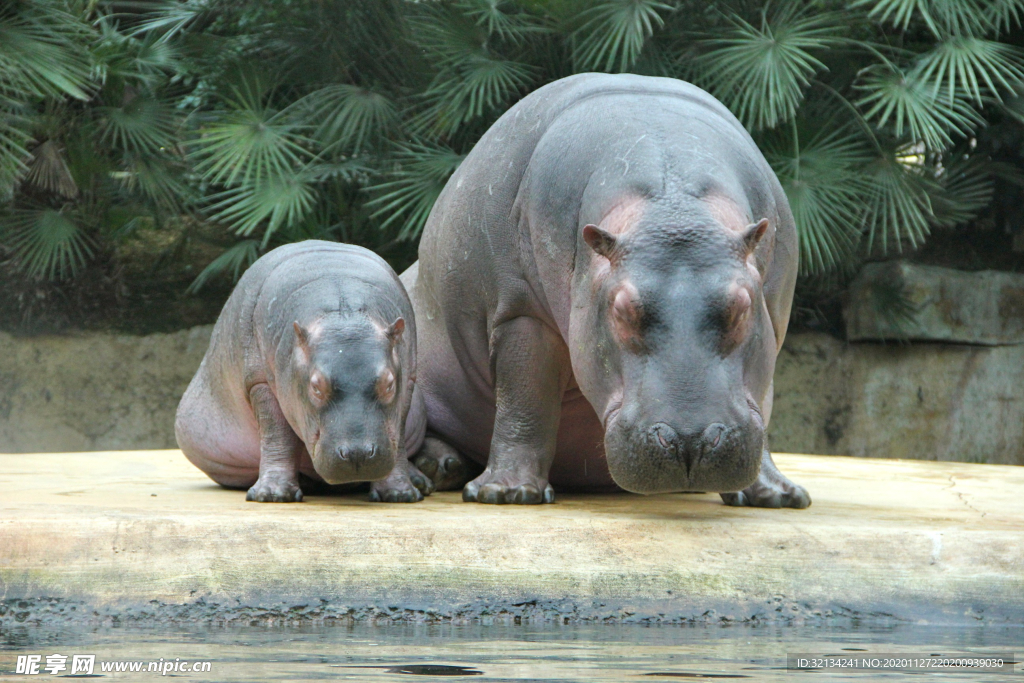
1,451,1022,627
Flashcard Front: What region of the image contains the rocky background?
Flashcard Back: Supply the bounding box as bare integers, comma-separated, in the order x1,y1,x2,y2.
1,262,1022,466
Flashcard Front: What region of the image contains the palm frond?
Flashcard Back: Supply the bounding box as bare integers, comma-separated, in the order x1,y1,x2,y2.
913,36,1024,105
851,0,988,37
0,96,33,200
191,103,312,188
416,55,535,136
695,6,843,130
856,65,982,149
1,207,93,280
186,238,260,293
765,124,873,275
987,0,1024,34
571,0,674,73
458,0,546,44
288,85,397,153
0,1,93,101
862,151,937,253
23,139,79,198
366,142,465,240
112,154,193,210
99,94,179,154
128,0,213,41
930,153,994,227
206,172,317,244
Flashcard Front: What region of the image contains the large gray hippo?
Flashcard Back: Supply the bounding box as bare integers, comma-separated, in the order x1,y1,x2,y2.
404,73,809,508
176,240,433,503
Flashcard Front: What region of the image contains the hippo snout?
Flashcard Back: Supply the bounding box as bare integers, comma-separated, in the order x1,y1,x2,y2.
339,444,377,471
648,421,732,474
606,414,763,494
313,441,394,484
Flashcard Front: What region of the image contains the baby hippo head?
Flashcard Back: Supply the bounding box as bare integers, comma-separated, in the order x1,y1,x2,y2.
291,315,406,484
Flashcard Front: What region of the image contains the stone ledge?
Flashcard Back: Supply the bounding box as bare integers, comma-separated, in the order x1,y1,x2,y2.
2,450,1021,627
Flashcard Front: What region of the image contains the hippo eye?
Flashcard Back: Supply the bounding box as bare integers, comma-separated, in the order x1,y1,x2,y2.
309,371,330,403
377,369,397,404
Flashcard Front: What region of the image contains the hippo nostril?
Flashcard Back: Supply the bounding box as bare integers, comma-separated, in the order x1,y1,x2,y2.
703,423,726,450
651,422,678,450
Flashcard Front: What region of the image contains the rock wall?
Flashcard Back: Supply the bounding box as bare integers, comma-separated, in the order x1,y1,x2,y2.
0,326,212,453
0,326,1021,466
771,333,1024,466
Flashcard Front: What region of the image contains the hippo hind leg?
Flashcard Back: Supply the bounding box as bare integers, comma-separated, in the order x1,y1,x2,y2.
720,447,811,509
411,436,482,491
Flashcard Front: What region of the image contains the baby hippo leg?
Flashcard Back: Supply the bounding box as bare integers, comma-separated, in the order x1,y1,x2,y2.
246,384,304,503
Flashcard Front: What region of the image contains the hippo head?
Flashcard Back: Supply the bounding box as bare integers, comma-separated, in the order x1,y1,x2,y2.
290,315,406,484
570,199,775,494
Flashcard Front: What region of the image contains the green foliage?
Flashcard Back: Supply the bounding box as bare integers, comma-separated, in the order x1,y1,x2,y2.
2,0,1023,288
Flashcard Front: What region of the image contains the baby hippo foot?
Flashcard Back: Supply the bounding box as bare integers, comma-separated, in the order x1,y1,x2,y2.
720,449,811,509
368,459,436,503
412,437,482,491
246,472,304,503
463,469,555,505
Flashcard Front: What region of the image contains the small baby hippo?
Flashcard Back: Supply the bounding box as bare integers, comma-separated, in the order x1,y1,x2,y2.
175,240,433,502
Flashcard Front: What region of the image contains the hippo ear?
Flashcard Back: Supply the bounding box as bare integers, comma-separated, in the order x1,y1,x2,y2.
742,218,770,252
386,317,405,345
583,224,618,260
293,321,312,360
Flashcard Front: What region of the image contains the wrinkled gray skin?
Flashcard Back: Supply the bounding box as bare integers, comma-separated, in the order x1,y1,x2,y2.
403,74,810,508
176,240,433,503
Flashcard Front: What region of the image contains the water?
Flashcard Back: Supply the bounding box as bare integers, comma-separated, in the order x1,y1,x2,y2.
1,624,1020,681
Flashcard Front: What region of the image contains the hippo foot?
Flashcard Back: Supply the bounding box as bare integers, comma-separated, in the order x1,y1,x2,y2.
246,474,304,503
368,460,436,503
720,456,811,509
412,437,482,491
462,471,555,505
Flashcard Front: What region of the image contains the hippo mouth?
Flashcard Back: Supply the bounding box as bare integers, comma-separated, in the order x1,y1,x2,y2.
602,405,763,494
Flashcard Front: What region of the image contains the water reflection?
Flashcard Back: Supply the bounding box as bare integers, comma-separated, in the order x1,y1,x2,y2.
0,623,1020,681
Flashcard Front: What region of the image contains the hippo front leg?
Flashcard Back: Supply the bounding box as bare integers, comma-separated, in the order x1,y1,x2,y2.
246,384,304,503
720,448,811,509
463,316,569,504
368,457,436,503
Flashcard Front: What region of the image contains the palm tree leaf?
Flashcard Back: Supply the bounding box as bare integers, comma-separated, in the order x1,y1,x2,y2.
99,94,179,154
986,0,1024,34
1,207,93,280
127,0,214,41
571,0,674,73
458,0,546,44
856,64,982,149
765,124,874,275
912,36,1024,104
206,173,317,244
415,55,535,136
191,104,312,188
850,0,989,37
287,84,397,153
0,96,33,200
186,238,260,293
862,151,938,253
930,153,994,227
695,6,844,130
23,139,78,198
0,1,92,101
366,142,465,240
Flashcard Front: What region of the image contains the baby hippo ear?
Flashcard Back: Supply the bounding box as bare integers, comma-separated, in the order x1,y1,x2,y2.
293,321,312,361
583,224,618,260
742,218,770,252
386,317,405,345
